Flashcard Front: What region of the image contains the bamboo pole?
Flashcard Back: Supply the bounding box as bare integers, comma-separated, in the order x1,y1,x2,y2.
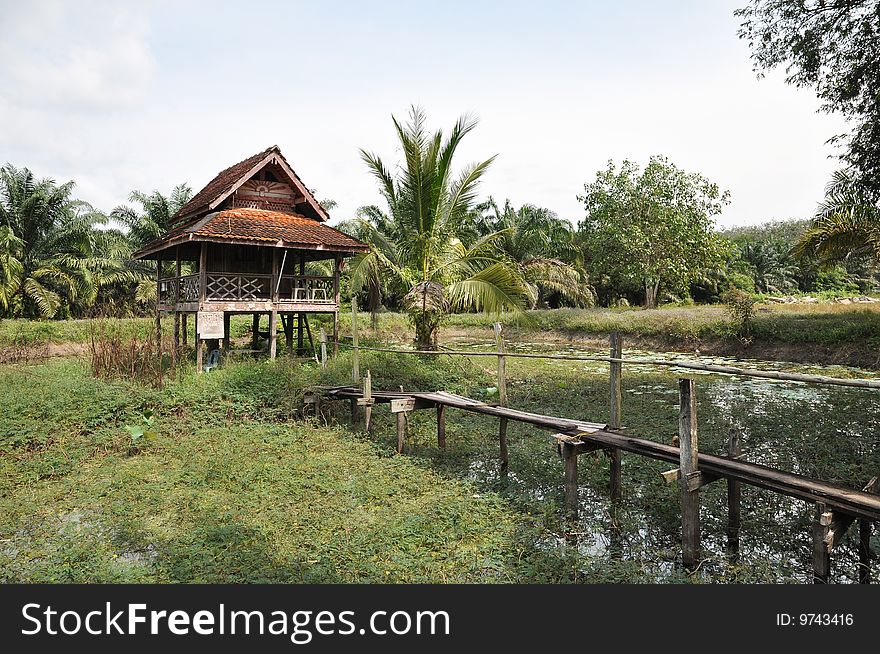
495,323,509,470
337,342,880,390
609,332,622,502
679,378,700,572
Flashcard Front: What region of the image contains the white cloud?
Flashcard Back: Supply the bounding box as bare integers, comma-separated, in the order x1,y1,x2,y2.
0,0,155,111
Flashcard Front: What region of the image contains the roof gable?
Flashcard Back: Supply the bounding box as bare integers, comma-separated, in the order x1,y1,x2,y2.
173,145,330,224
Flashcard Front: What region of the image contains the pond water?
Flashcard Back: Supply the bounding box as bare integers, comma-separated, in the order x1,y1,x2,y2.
433,337,880,583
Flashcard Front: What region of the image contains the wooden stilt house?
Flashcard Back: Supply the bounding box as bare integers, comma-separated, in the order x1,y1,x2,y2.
133,145,368,372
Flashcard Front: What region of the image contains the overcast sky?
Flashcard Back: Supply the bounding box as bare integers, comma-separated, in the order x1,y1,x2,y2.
0,0,850,229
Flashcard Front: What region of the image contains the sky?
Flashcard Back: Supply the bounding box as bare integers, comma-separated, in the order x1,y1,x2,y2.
0,0,850,229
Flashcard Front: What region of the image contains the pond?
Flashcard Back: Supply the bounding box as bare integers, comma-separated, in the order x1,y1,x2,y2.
413,337,880,583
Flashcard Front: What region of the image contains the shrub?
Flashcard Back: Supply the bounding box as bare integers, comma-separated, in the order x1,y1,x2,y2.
723,289,756,340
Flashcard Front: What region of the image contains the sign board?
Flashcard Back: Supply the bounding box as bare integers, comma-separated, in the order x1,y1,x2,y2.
390,397,416,413
197,311,225,339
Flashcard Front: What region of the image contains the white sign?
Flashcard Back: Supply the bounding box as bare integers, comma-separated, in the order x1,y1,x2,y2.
197,311,225,339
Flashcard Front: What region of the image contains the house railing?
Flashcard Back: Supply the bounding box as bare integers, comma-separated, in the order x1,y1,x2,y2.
158,274,335,304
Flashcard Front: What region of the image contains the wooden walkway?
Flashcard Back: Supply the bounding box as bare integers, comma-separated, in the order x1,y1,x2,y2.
318,383,880,583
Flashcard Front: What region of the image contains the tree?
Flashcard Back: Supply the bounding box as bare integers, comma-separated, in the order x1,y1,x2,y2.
0,164,117,318
795,168,880,262
354,107,529,348
736,1,880,191
468,198,594,308
577,156,730,308
737,239,799,294
110,185,193,307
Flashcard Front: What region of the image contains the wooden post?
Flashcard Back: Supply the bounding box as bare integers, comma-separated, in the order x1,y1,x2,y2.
319,327,328,369
494,323,509,470
182,313,188,347
268,310,278,359
155,263,162,349
173,312,180,365
678,378,700,572
332,256,341,358
609,332,622,502
196,244,207,374
297,256,305,355
436,404,446,449
351,296,360,385
363,370,373,433
813,502,832,583
284,314,294,355
858,519,872,584
223,312,231,351
563,442,578,519
727,428,742,563
173,251,181,364
396,412,406,454
390,398,414,454
350,397,360,426
252,314,260,349
195,313,203,373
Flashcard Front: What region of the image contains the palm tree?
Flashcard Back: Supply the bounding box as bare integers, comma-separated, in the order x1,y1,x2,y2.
469,198,594,308
353,107,529,348
110,185,193,306
737,239,798,294
796,169,880,263
0,164,113,318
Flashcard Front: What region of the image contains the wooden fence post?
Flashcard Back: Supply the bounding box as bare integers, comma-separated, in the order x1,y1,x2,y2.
727,428,742,563
319,327,328,369
678,378,700,572
813,502,832,583
494,322,509,470
351,296,360,385
609,332,622,502
563,442,578,519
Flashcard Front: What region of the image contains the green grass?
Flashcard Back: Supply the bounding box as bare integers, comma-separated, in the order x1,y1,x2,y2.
3,342,878,583
6,302,880,356
0,355,588,583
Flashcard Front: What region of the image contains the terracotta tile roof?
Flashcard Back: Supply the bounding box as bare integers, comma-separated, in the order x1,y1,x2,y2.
174,146,278,223
197,209,366,248
133,208,368,258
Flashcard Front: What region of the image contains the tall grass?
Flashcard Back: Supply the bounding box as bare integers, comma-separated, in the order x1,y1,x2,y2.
88,320,172,387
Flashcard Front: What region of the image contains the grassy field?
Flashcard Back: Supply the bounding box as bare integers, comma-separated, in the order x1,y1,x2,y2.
2,342,878,583
5,303,880,353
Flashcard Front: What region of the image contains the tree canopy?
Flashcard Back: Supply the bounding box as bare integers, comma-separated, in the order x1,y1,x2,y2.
577,156,730,307
736,0,880,191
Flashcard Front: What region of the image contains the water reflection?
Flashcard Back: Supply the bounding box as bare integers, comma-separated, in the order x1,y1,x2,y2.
447,338,880,583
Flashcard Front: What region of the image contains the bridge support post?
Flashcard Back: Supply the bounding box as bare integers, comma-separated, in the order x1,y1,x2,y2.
563,442,578,519
390,397,415,454
727,428,742,563
813,502,832,583
859,519,872,584
678,378,700,572
608,332,622,502
494,323,509,472
436,404,446,449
